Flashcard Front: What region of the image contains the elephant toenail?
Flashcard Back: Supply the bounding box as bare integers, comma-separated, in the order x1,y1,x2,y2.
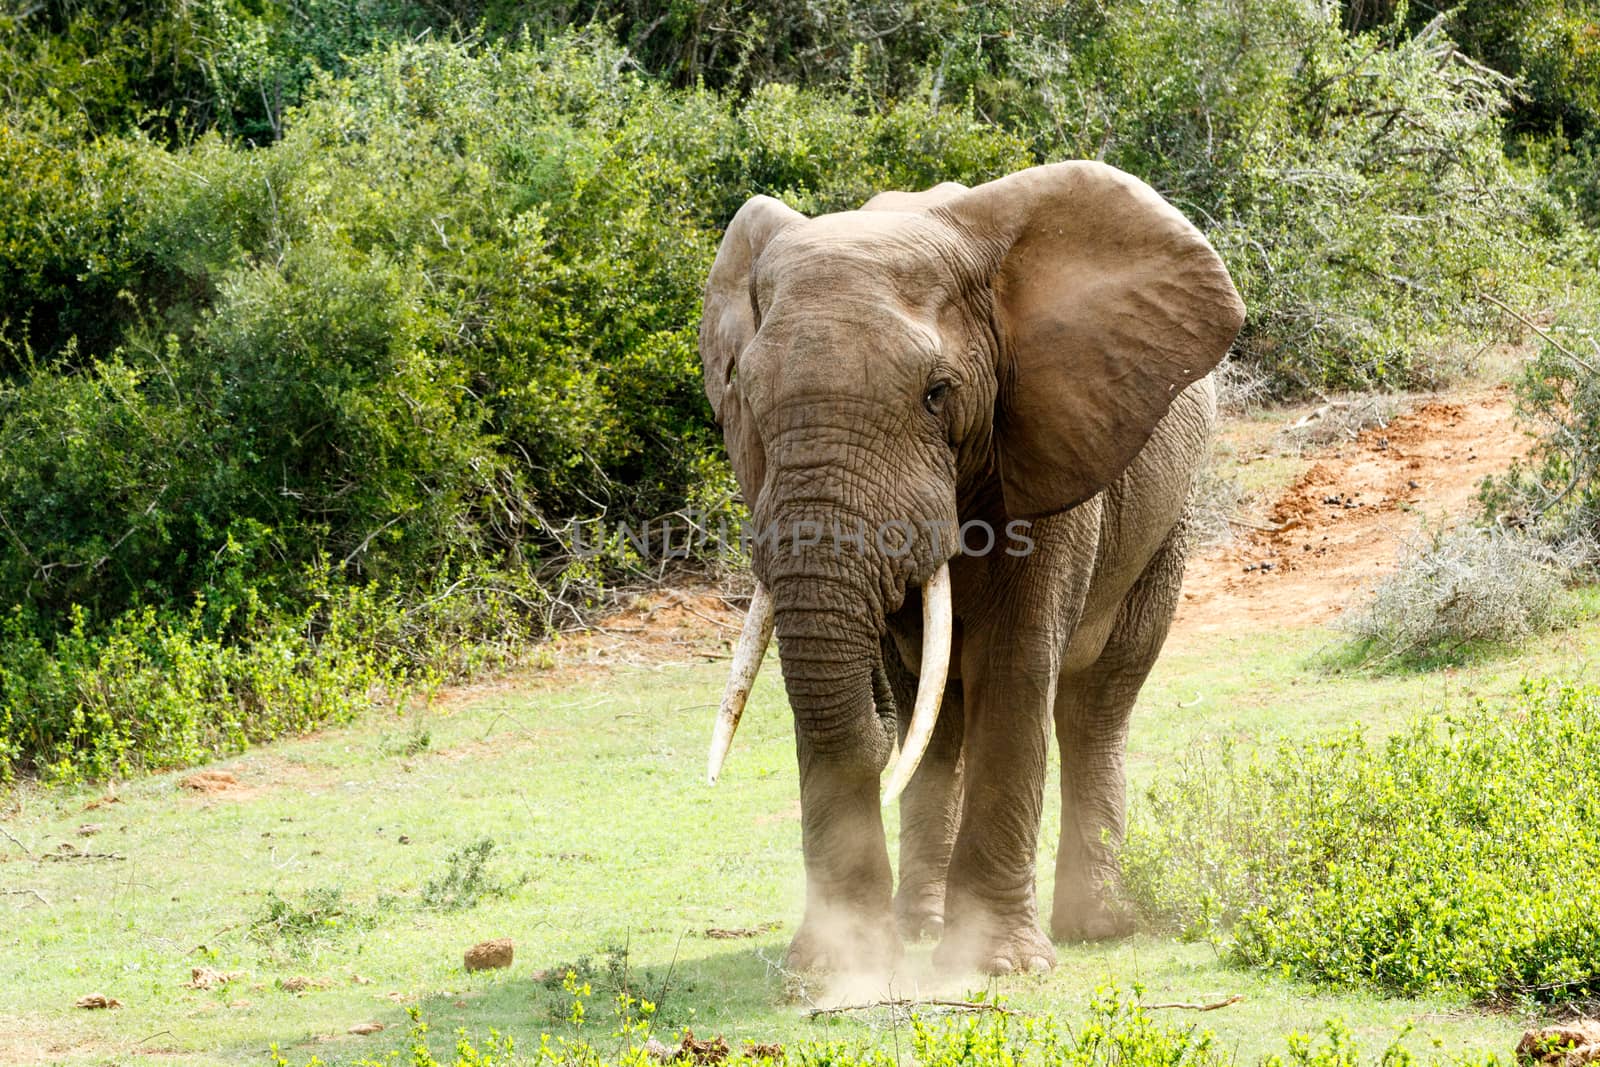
1027,955,1052,972
987,956,1015,975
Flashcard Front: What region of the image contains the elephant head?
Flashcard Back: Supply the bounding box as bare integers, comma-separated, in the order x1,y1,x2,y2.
700,161,1244,970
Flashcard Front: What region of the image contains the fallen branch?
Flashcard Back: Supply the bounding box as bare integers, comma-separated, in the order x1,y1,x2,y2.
1228,516,1286,533
1144,994,1245,1012
1478,292,1599,375
1,887,49,906
805,998,1016,1019
43,845,126,862
666,596,741,634
0,826,34,858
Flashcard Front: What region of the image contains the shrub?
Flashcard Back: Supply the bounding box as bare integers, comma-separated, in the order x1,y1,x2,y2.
251,885,373,956
0,554,549,783
1481,302,1600,567
1125,679,1600,1003
1335,525,1571,669
421,837,523,911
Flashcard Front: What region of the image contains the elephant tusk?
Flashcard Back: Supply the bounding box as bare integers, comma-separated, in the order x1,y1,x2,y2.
881,562,952,807
707,582,775,785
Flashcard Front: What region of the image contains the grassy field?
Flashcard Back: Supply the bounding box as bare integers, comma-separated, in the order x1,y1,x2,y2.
5,598,1598,1066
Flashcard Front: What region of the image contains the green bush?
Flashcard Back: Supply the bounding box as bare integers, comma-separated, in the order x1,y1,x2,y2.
1124,679,1600,1003
0,9,1594,782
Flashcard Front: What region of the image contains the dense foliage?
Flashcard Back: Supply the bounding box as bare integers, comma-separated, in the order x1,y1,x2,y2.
1124,680,1600,1003
2,1,1598,779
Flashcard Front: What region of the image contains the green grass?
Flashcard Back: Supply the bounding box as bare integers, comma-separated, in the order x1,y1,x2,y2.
7,608,1600,1065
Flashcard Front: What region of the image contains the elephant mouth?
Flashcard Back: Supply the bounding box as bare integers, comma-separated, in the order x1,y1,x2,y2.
705,562,952,805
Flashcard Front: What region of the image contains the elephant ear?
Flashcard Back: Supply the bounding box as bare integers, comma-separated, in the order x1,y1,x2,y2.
701,195,805,502
937,161,1245,520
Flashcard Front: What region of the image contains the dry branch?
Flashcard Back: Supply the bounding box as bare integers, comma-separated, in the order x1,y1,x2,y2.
804,998,1016,1019
1,887,49,906
1144,994,1245,1012
0,826,34,857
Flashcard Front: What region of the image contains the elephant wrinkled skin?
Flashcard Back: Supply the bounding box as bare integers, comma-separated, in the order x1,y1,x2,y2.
699,162,1245,977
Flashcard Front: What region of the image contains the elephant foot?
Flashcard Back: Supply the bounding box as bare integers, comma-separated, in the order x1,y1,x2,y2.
934,893,1056,975
785,911,902,975
1051,883,1135,943
935,920,1055,975
893,886,946,942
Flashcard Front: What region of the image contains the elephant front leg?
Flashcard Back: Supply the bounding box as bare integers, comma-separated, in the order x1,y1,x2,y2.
934,636,1057,975
788,768,901,974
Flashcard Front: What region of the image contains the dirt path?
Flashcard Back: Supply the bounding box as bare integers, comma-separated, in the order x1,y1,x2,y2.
1171,386,1529,639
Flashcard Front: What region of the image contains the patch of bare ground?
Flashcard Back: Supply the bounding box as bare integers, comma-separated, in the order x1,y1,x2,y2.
1172,386,1531,640
429,586,751,711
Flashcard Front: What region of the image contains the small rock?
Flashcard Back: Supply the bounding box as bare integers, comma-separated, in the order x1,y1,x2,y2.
76,823,103,836
348,1022,386,1036
398,835,410,844
463,938,514,972
75,994,121,1010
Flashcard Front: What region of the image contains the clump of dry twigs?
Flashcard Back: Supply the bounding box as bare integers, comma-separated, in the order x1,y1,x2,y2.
1277,394,1403,452
1339,524,1574,667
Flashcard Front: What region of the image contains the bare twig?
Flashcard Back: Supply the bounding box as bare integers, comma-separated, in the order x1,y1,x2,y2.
654,929,686,1018
1478,292,1599,375
804,998,1017,1019
1,887,49,906
666,597,740,634
43,846,126,862
0,826,34,858
1144,994,1245,1012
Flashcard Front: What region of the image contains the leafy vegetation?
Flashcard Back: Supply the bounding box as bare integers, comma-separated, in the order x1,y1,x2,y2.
251,885,375,956
421,837,524,911
2,1,1599,781
1482,300,1600,565
1125,679,1600,1004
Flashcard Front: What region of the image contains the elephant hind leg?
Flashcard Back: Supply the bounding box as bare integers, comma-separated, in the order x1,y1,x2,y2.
1051,522,1189,942
882,636,965,941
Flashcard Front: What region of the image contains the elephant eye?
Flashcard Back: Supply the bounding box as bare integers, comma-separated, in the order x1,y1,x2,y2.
923,380,952,415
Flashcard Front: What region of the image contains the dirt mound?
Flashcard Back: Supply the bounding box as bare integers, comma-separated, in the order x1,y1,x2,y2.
1172,388,1529,639
179,770,241,794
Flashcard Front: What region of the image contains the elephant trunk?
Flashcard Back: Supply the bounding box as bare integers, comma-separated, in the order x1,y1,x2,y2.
767,564,898,934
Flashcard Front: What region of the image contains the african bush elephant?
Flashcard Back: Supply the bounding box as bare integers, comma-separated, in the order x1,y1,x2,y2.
700,162,1244,976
